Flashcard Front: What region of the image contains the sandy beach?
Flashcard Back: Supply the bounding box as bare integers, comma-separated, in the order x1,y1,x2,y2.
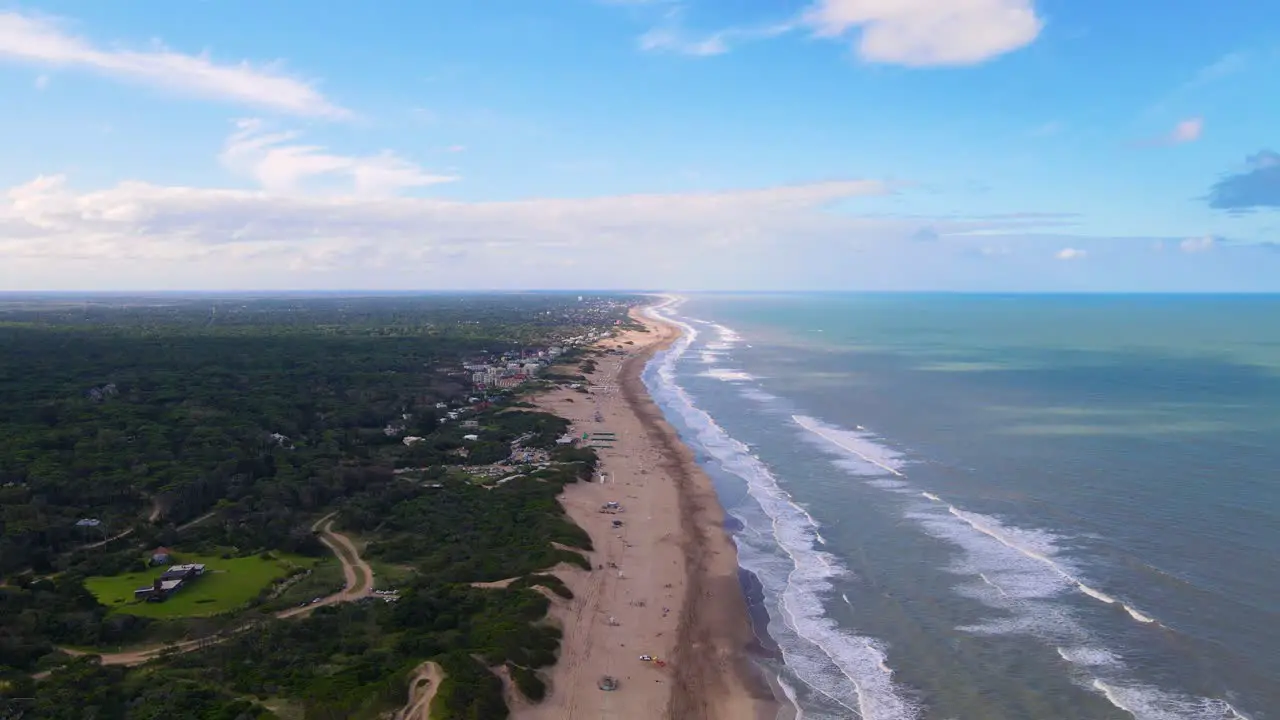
518,303,779,720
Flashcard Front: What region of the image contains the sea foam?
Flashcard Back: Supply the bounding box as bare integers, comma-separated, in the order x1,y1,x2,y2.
794,414,1161,626
1091,681,1253,720
701,368,756,382
644,305,918,720
792,413,1247,719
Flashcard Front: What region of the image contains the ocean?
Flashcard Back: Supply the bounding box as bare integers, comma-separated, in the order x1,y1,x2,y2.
641,294,1280,720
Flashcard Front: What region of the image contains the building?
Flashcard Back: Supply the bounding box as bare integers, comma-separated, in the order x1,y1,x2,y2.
134,564,205,602
150,547,172,565
162,564,206,580
134,578,185,602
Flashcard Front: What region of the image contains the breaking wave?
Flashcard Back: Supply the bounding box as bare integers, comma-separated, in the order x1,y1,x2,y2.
790,412,1245,720
700,368,756,382
643,303,918,720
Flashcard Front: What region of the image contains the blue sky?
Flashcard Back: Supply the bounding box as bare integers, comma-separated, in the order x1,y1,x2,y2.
1,0,1277,291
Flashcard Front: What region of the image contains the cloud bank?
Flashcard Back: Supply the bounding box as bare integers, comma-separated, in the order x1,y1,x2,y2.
2,173,1118,290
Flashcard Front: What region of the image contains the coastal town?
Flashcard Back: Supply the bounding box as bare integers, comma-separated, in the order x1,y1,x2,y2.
0,293,776,719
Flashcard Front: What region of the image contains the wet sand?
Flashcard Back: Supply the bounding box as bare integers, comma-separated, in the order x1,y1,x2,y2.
518,304,780,720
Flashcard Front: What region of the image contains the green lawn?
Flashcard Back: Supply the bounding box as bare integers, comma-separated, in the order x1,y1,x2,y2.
85,552,317,618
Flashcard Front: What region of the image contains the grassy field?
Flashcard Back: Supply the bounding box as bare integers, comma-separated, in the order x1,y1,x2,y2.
85,552,317,618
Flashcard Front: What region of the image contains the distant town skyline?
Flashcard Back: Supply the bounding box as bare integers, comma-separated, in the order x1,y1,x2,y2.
2,1,1278,291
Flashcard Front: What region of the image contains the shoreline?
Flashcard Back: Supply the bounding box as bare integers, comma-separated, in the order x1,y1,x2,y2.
519,299,785,719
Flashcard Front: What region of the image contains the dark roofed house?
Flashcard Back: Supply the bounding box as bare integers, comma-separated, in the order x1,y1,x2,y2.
135,564,205,603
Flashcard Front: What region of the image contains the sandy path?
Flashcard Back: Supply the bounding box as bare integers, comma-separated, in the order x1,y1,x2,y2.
277,515,373,618
57,514,375,665
176,509,217,531
75,527,135,550
516,304,777,720
395,661,444,720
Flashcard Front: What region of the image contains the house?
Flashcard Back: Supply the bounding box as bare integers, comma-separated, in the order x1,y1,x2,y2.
134,578,185,602
75,518,102,528
150,547,173,565
461,420,479,429
403,436,424,446
161,564,205,581
463,434,480,442
134,564,205,602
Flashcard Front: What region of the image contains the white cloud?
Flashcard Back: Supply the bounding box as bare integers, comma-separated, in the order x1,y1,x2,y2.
801,0,1043,66
0,11,346,117
1055,247,1086,260
34,73,49,90
0,175,894,269
637,17,794,57
1180,235,1216,253
219,120,455,196
1167,117,1204,144
639,27,730,56
3,173,1127,290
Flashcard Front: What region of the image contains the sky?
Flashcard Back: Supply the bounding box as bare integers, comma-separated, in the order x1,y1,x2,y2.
1,0,1278,292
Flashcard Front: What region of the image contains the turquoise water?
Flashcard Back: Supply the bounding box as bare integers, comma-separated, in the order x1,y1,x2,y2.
644,294,1279,720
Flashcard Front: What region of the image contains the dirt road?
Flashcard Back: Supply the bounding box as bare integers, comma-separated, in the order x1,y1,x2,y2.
56,513,374,666
278,514,374,617
394,661,444,720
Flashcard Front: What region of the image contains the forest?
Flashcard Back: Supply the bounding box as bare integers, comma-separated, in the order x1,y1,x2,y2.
0,293,633,719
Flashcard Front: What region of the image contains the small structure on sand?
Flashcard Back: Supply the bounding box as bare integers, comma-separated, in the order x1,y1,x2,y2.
598,676,619,691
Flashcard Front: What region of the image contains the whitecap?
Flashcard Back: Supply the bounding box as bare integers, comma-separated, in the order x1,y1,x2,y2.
643,309,919,720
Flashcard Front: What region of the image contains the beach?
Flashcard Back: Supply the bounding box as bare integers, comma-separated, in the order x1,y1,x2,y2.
629,294,1280,719
518,303,779,720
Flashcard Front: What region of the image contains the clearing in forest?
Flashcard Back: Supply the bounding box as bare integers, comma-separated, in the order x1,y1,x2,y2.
84,552,316,619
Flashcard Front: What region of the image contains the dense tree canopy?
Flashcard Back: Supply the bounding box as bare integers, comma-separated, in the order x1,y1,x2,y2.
0,293,633,718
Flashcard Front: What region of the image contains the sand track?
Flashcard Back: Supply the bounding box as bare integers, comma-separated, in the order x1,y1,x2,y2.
55,514,374,666
394,661,444,720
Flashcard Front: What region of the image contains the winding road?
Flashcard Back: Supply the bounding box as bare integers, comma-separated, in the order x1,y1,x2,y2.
57,512,374,667
394,661,444,720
